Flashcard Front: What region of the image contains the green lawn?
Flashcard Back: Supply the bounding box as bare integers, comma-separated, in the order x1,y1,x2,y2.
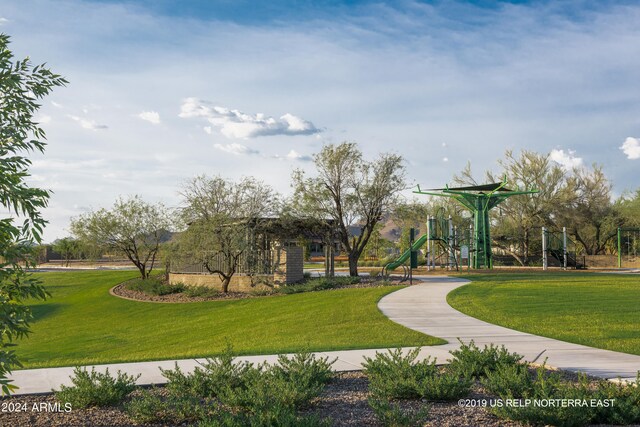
18,271,442,368
448,272,640,355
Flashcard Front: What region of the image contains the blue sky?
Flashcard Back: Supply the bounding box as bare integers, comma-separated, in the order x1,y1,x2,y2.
2,0,639,241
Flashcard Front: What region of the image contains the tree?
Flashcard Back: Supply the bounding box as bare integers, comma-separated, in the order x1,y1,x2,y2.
615,189,640,228
292,142,406,276
70,196,173,279
52,237,80,267
177,175,280,293
0,34,67,394
561,165,618,255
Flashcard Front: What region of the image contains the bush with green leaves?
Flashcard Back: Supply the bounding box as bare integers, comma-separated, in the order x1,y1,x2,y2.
55,367,139,408
219,352,335,413
363,348,438,399
125,277,184,296
368,398,430,427
278,276,360,294
184,285,221,298
128,348,335,425
492,366,592,427
363,347,470,401
160,347,253,399
125,387,215,424
481,361,533,398
489,364,640,427
415,369,472,401
448,340,523,379
591,372,640,425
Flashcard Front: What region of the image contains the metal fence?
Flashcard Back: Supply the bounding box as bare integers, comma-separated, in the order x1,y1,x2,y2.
170,250,276,275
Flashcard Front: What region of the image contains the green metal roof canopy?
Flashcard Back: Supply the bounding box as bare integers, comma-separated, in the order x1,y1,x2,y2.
414,180,538,269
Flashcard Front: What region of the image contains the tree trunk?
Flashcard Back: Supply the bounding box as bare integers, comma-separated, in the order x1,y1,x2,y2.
348,252,359,277
523,228,529,265
222,277,231,293
137,263,147,279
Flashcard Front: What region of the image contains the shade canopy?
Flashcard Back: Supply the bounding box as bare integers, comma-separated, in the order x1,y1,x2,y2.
430,183,513,193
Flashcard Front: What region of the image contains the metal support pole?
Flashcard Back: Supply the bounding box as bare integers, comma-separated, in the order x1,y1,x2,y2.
562,227,568,270
469,223,473,270
448,215,454,270
409,228,414,285
617,227,622,269
427,217,431,270
542,227,548,271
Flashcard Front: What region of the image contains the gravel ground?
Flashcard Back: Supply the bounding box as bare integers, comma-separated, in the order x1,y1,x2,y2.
1,372,526,427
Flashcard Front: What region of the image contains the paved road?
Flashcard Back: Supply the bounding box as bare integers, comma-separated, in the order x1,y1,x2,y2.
379,275,640,383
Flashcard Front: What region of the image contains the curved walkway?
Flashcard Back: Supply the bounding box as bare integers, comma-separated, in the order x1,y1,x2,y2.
378,275,640,382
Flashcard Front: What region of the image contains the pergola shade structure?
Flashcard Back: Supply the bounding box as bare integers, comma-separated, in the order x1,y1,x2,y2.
414,180,537,269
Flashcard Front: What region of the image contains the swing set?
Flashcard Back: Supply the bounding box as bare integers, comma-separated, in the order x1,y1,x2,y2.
617,227,640,268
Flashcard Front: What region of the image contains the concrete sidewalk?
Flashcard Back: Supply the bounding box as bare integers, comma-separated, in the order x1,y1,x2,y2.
8,274,640,395
379,275,640,383
8,347,453,396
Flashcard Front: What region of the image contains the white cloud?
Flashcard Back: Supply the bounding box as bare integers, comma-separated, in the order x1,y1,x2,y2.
0,18,8,25
203,126,213,135
179,98,321,139
51,101,64,108
442,157,449,162
286,149,312,161
550,149,583,170
137,110,161,124
67,114,108,130
620,137,640,160
213,143,259,156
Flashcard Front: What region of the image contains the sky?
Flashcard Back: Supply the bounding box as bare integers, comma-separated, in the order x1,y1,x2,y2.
1,0,639,242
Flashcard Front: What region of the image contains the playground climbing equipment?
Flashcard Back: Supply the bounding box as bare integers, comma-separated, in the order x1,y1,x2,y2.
414,180,537,269
617,227,640,268
542,227,584,270
382,208,472,279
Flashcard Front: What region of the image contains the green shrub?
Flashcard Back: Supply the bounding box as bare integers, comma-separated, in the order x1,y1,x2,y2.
278,276,360,294
184,285,221,298
363,348,437,399
249,287,275,296
125,387,210,424
124,388,166,423
219,367,313,412
219,356,333,413
591,372,640,425
481,362,533,398
415,369,472,401
448,340,523,379
125,277,184,296
55,367,139,408
161,347,254,399
492,366,591,427
368,398,430,427
273,351,335,388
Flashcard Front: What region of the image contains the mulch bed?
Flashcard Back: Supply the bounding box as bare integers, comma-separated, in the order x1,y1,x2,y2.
0,371,525,427
110,282,251,303
110,277,406,303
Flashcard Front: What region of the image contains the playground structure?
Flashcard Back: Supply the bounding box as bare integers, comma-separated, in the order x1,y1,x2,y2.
541,227,584,270
414,180,537,269
381,210,471,279
382,180,537,278
618,227,640,268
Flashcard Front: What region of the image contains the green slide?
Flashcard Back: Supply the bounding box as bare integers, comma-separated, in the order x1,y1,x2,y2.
384,234,429,271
